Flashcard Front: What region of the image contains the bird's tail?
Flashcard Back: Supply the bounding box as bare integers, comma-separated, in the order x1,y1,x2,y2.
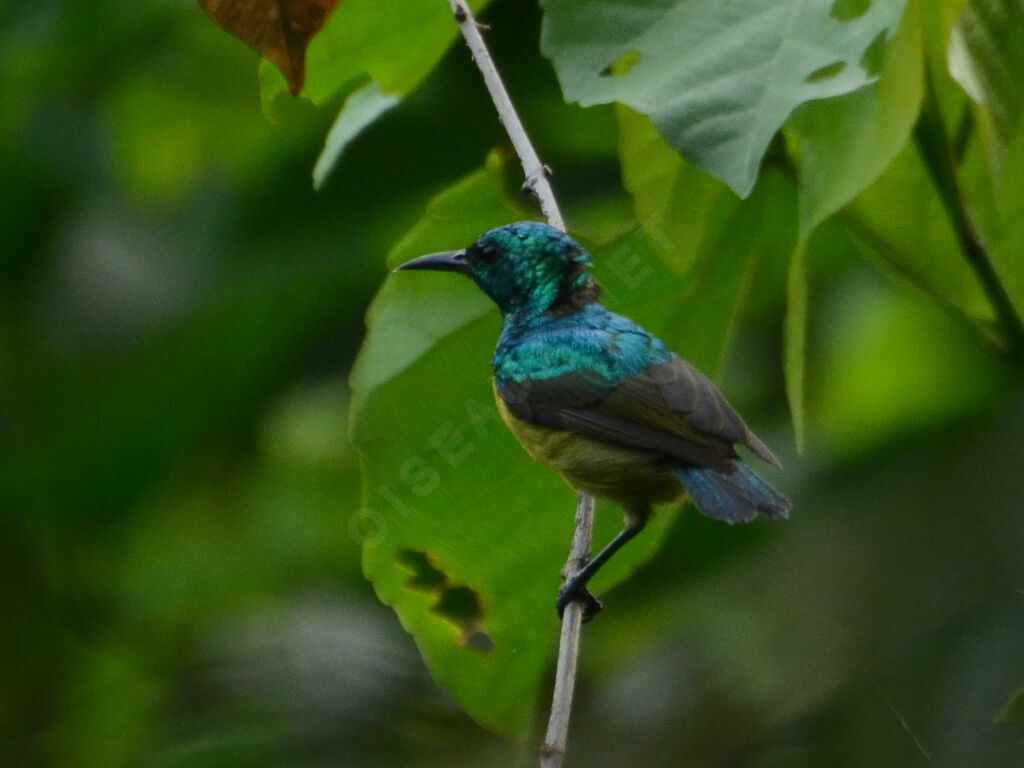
676,462,790,525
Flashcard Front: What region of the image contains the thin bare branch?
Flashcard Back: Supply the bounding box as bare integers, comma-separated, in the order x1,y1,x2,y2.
541,492,595,768
445,4,590,767
447,0,565,230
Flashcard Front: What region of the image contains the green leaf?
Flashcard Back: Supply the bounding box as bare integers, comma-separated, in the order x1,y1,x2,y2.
991,130,1024,305
617,106,736,276
350,158,796,734
541,0,908,197
668,170,796,376
350,161,682,735
260,0,491,107
259,0,491,174
617,108,796,375
845,139,993,320
948,0,1024,173
998,687,1024,733
313,80,400,189
947,83,1024,355
787,0,924,236
782,0,923,445
354,314,682,736
349,153,516,406
352,129,799,730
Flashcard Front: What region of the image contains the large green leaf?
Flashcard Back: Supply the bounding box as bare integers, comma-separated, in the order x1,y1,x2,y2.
541,0,908,197
845,139,993,321
666,171,797,377
350,160,682,735
786,0,924,236
617,109,795,375
782,1,922,446
617,106,736,276
620,104,797,440
350,150,793,733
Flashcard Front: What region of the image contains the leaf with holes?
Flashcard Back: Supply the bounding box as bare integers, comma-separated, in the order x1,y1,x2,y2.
198,0,343,96
786,0,923,236
541,0,909,197
351,153,795,733
350,158,685,734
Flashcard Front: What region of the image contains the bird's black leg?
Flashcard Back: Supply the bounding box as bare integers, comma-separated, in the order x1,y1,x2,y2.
557,521,646,622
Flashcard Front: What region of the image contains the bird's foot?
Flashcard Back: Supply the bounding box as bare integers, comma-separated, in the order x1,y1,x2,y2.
556,580,603,623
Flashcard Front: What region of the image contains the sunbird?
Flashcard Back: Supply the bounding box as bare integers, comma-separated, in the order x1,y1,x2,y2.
398,221,789,618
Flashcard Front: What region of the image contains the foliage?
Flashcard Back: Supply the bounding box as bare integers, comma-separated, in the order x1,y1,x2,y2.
949,0,1024,175
344,0,1024,732
541,0,909,198
198,0,343,95
1,0,1023,765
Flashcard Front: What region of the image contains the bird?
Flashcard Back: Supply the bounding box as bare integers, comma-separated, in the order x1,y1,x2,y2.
397,221,789,619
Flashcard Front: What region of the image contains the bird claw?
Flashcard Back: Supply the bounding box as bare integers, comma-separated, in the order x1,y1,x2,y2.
556,581,603,623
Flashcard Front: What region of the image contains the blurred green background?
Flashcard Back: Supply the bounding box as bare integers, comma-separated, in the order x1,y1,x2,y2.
2,1,1023,766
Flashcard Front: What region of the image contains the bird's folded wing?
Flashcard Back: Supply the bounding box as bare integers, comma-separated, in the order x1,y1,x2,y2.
497,356,780,470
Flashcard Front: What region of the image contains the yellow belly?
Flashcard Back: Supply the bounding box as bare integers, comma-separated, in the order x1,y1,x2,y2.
494,384,683,516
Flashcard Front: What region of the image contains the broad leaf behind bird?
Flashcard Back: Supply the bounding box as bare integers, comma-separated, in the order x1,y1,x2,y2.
397,221,789,618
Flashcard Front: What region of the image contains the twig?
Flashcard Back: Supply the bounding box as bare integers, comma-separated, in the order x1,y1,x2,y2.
447,0,565,230
541,491,595,768
914,60,1024,362
446,3,590,766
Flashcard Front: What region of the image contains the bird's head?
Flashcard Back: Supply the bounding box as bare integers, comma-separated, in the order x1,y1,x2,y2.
396,221,599,317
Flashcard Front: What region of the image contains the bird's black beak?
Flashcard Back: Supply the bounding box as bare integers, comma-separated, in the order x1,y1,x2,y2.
395,250,470,276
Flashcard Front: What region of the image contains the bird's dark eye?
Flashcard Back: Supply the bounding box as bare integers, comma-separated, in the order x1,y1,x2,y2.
473,243,501,268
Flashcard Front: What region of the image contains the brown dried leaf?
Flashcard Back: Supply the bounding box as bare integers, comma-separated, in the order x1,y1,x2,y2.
198,0,343,96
